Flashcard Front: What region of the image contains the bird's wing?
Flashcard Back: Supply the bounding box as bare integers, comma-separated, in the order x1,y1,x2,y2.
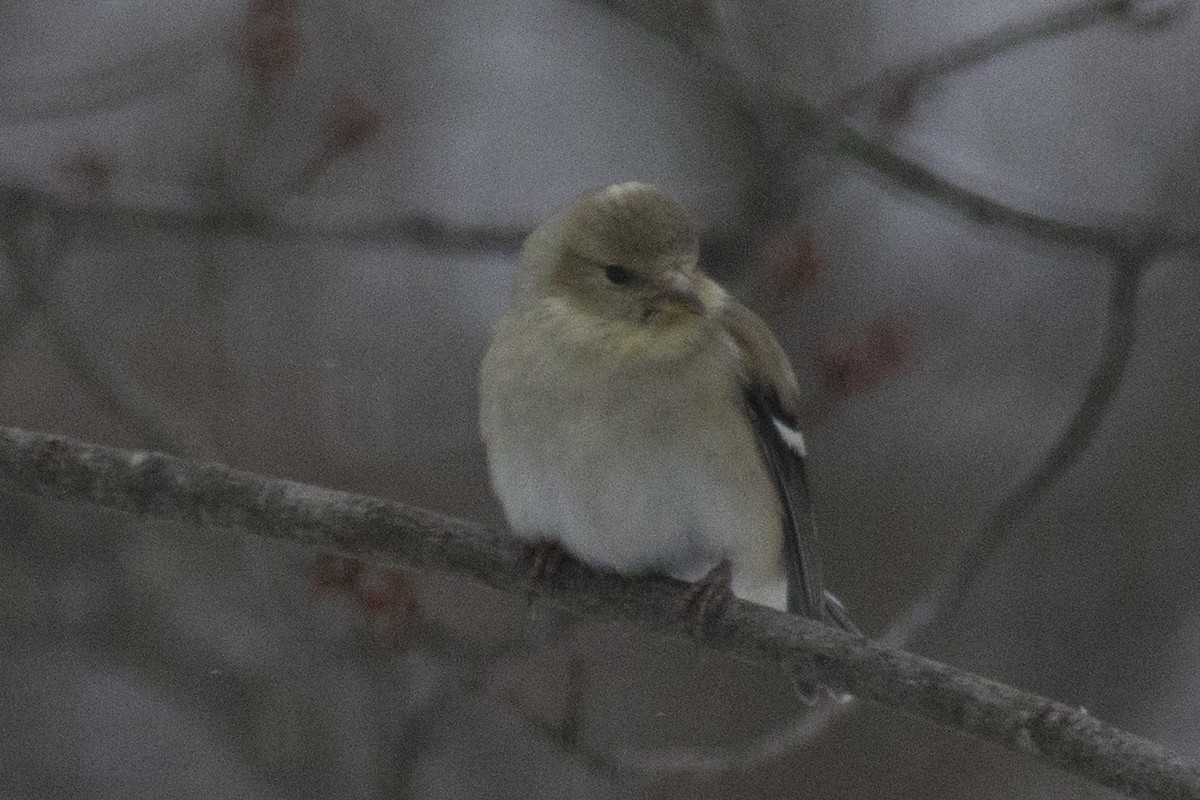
718,298,827,620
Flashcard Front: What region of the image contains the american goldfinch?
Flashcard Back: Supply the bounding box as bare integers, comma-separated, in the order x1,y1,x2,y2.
480,182,855,630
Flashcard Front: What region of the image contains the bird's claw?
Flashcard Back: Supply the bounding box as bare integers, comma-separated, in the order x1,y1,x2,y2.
525,539,565,582
680,558,733,626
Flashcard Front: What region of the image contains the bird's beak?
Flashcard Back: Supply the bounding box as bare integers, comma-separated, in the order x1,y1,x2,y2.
649,272,705,317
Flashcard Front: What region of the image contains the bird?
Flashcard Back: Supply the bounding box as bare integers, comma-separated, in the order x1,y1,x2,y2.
479,181,856,632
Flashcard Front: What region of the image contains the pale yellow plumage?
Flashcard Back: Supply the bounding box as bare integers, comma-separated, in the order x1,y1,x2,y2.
480,182,844,621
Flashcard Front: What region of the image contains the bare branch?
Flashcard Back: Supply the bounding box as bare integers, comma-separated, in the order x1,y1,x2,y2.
0,197,195,454
0,182,779,269
0,426,1196,799
693,0,1187,283
280,93,387,196
559,652,588,749
837,0,1188,115
591,0,1197,256
387,620,629,787
885,244,1149,646
0,184,527,254
607,698,842,775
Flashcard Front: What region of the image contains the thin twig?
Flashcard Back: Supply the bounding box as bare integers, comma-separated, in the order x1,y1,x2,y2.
193,232,238,452
607,697,842,775
0,426,1196,800
824,118,1120,250
390,622,628,786
0,197,193,454
836,0,1188,114
590,0,1197,257
509,695,633,782
559,652,588,749
884,244,1149,646
0,185,528,254
191,88,267,454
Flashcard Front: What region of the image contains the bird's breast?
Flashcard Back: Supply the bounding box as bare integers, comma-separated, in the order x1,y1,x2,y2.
483,339,782,581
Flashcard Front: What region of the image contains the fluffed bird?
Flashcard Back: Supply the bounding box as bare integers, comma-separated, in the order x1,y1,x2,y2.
479,181,856,631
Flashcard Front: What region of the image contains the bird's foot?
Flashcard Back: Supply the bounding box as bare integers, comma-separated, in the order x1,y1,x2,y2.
521,540,569,646
680,558,733,626
525,539,565,582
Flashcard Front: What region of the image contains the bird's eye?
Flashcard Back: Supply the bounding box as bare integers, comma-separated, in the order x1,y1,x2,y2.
603,265,637,287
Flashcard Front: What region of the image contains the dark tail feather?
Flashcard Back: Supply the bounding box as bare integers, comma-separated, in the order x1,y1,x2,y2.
823,590,862,637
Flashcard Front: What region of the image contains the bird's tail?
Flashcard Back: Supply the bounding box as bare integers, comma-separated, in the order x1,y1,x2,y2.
795,590,859,704
822,590,862,637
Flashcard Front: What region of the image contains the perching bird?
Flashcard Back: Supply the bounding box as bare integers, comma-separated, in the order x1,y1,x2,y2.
479,181,855,630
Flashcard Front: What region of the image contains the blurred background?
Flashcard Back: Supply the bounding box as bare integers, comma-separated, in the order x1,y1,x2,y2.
2,0,1199,797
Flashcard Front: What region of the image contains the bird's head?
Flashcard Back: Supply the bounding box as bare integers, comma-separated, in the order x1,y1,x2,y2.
521,182,712,327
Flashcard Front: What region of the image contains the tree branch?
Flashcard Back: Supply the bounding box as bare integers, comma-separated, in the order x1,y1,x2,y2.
0,426,1196,799
885,244,1149,646
837,0,1187,114
590,0,1197,256
0,183,767,279
0,198,195,455
389,620,629,787
0,184,527,254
